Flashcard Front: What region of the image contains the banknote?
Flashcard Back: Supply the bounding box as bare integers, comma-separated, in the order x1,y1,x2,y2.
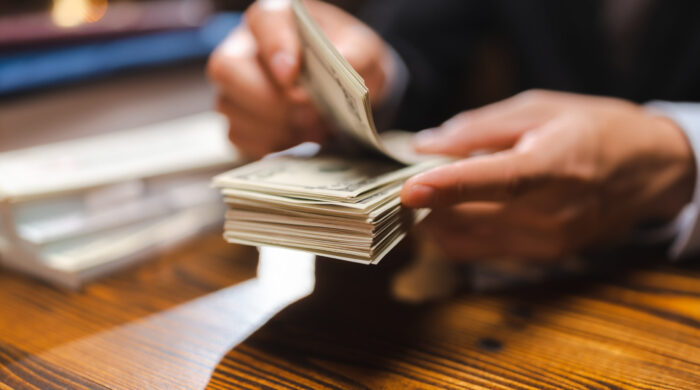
291,0,435,165
213,155,442,200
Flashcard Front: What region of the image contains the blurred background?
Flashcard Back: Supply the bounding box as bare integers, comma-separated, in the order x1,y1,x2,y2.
0,0,370,288
0,0,261,287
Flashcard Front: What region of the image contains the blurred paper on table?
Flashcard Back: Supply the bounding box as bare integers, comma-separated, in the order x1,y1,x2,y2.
0,112,242,289
0,112,235,201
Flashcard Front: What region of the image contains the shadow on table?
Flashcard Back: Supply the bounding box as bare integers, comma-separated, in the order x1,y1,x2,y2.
0,233,259,363
204,242,699,389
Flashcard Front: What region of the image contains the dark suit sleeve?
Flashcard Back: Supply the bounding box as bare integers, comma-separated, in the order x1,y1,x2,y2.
358,0,490,130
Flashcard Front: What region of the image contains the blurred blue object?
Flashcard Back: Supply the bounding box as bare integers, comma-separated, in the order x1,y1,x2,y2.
0,12,241,96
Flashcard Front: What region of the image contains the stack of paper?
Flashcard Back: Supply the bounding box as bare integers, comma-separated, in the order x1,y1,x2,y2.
0,112,240,288
215,155,439,264
213,0,446,264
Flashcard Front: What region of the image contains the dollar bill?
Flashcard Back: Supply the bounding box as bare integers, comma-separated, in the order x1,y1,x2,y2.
212,155,442,200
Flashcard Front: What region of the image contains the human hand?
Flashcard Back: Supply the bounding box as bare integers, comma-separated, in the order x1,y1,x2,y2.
207,0,395,158
401,90,695,261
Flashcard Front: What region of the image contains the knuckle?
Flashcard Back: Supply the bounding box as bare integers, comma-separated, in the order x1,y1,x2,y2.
444,111,471,130
563,163,599,186
502,166,522,199
227,126,242,144
245,2,262,23
227,117,254,138
206,52,227,83
450,174,470,203
214,95,231,114
502,152,543,199
515,89,552,104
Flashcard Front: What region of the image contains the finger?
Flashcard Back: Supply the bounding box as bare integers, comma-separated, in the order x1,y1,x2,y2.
229,137,276,160
412,93,554,156
289,103,329,144
227,124,288,159
427,202,505,228
218,97,298,156
429,222,566,261
424,201,580,260
216,94,291,141
208,27,290,117
217,92,327,147
333,25,387,104
427,200,582,239
246,0,300,87
401,151,543,208
215,88,288,128
224,117,294,154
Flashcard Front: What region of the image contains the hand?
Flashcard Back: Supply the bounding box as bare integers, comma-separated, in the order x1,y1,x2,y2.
401,90,695,261
207,0,395,158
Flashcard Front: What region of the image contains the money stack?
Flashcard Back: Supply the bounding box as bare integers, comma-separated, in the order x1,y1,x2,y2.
213,0,445,264
214,155,439,264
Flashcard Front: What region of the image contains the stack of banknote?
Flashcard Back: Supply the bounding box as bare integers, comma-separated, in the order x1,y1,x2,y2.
213,0,445,264
214,154,440,263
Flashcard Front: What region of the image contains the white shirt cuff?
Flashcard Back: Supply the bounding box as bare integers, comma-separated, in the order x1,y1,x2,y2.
646,101,700,259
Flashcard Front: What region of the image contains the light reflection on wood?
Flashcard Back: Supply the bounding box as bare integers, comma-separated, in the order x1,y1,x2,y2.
28,247,315,389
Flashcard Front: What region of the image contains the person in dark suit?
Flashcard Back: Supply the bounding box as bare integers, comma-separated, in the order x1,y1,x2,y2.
208,0,700,262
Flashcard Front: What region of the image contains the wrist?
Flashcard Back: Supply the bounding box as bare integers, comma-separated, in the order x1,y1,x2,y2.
645,112,696,222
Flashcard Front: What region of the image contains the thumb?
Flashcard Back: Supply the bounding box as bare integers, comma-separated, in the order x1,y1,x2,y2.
334,25,388,105
246,0,301,87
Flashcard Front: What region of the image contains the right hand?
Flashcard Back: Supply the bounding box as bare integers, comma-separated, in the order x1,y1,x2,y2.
208,0,395,159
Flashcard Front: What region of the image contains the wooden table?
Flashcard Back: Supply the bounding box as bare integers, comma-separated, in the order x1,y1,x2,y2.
1,232,699,389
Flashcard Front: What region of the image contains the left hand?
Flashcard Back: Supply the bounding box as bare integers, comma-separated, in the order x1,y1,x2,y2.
207,0,395,159
401,90,695,261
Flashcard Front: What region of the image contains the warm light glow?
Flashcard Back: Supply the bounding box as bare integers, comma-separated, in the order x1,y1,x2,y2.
51,0,108,28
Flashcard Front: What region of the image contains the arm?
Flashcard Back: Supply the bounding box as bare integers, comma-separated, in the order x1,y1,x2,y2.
647,102,700,259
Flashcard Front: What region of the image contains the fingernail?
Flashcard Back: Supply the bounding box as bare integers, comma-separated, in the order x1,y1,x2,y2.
404,184,435,207
412,128,441,149
258,0,291,11
271,51,296,85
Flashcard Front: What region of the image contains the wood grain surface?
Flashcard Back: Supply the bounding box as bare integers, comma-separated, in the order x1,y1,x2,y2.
1,231,700,389
209,249,700,390
0,233,260,389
